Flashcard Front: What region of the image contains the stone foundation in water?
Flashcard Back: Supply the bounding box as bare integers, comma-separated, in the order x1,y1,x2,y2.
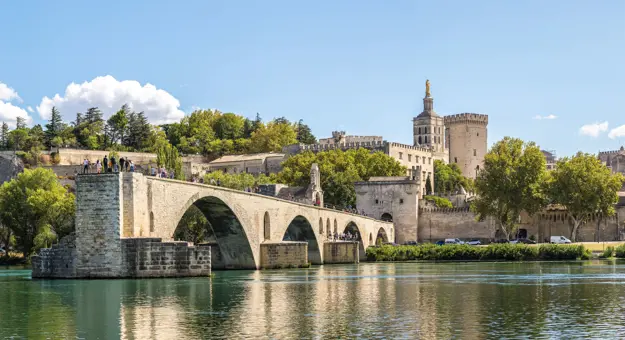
32,235,211,279
260,242,308,269
324,241,360,264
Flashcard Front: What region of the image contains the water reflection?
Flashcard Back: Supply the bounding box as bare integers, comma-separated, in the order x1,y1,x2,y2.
2,261,625,339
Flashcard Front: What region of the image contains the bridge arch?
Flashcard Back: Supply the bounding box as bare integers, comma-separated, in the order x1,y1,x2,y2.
344,221,366,259
381,213,393,222
174,195,256,269
282,215,322,265
318,217,323,235
376,227,389,245
264,212,271,240
333,219,338,234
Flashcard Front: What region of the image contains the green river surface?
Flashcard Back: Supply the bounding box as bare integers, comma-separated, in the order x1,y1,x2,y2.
2,261,625,339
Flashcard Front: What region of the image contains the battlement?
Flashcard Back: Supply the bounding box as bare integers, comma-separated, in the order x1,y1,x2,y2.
319,134,383,145
444,113,489,125
295,140,387,152
388,142,431,153
598,147,625,156
419,206,471,213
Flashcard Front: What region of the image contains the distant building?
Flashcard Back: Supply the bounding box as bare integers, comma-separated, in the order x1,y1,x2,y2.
207,153,285,176
284,80,489,196
541,150,557,170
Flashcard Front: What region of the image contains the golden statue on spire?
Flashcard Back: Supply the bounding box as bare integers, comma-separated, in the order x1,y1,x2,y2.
425,79,431,97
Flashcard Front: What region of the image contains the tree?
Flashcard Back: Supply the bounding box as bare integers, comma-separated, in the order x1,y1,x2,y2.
249,120,298,153
548,152,624,242
296,119,317,144
276,148,406,207
0,168,75,255
125,111,151,150
174,205,211,244
425,175,433,195
16,117,26,130
471,137,547,240
433,160,470,193
45,107,64,148
0,122,8,150
214,113,246,140
156,142,184,180
107,105,130,144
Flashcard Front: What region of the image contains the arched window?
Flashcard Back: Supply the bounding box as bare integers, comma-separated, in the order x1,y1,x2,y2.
334,219,338,234
319,217,323,235
263,212,270,240
418,136,422,144
418,127,421,134
424,136,428,144
327,218,331,234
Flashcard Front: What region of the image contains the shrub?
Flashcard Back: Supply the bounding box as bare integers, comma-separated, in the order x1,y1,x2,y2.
615,244,625,258
424,195,453,208
601,246,615,259
50,152,61,165
366,243,590,262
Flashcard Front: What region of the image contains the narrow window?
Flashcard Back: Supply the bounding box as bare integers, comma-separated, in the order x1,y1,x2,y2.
428,157,431,164
418,136,422,144
473,149,477,156
477,132,480,136
408,154,412,162
454,157,458,163
399,199,404,204
399,152,403,160
375,199,379,204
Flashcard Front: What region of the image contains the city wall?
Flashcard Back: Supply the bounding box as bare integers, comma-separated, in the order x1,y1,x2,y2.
418,207,495,242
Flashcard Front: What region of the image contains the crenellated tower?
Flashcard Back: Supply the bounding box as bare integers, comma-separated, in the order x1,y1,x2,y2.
444,113,488,179
413,80,447,162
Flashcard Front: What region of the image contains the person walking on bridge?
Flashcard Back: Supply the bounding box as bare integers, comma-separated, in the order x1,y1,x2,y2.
103,155,108,173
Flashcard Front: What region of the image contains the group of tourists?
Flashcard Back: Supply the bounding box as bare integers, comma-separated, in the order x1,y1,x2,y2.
149,166,175,179
81,155,135,174
328,231,360,242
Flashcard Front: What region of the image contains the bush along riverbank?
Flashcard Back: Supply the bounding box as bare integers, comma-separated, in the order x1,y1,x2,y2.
366,244,592,262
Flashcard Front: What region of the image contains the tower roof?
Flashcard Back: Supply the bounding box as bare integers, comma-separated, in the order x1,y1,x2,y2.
416,79,438,118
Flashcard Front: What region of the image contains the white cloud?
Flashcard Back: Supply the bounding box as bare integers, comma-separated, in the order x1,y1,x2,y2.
0,81,31,127
0,82,21,102
0,101,32,128
608,125,625,139
533,114,557,120
579,121,609,137
37,75,185,125
27,106,34,113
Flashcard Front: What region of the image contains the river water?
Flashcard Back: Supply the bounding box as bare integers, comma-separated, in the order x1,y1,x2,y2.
2,261,625,339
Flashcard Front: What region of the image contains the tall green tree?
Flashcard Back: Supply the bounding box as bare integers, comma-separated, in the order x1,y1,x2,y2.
276,148,406,207
425,175,433,195
0,168,75,255
15,117,26,130
44,107,64,148
249,119,298,153
548,152,624,242
0,122,8,150
471,137,547,240
106,104,130,145
156,142,184,180
213,113,246,140
434,160,470,193
296,119,317,144
125,111,151,150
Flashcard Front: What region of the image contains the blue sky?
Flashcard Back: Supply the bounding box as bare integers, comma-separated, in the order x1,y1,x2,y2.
0,0,623,157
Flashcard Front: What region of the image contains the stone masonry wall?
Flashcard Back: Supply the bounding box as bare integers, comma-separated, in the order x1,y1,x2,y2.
260,242,308,269
323,242,359,264
75,174,124,278
418,208,495,242
121,238,211,278
32,233,77,278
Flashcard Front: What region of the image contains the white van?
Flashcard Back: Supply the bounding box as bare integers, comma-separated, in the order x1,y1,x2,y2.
445,238,465,245
550,236,572,244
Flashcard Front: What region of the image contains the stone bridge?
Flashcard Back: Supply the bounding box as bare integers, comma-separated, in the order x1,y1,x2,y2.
119,173,393,269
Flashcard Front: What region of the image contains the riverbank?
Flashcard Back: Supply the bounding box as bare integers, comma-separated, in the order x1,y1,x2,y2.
366,243,592,262
0,253,26,266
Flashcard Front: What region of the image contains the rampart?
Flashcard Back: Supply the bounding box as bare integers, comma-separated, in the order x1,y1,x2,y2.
443,113,489,125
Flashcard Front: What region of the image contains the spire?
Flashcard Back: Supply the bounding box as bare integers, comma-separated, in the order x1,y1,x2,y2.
417,79,437,118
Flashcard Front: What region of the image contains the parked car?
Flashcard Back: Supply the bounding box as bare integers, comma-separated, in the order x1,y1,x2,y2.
404,241,418,246
493,239,509,244
467,240,481,246
550,236,572,244
444,238,465,245
435,240,445,246
510,238,536,244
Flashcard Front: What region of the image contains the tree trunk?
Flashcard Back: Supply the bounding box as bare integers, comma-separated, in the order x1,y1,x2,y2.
570,219,582,242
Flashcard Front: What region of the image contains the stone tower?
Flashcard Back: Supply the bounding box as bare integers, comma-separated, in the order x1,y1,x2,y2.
306,163,323,206
413,80,446,161
444,113,489,179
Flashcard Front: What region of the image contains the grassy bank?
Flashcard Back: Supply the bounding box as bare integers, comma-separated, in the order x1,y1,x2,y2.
366,244,592,262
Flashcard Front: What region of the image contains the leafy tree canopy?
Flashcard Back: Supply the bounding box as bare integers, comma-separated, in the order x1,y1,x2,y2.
548,152,625,241
471,137,547,240
433,159,472,193
0,168,75,255
275,148,406,207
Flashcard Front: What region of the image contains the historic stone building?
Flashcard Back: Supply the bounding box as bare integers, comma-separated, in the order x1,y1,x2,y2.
284,80,489,195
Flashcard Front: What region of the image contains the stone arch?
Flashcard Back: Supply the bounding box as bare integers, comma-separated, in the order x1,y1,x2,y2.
343,221,366,260
376,227,389,245
264,212,271,240
174,195,256,269
283,215,322,265
381,213,393,222
319,217,324,235
334,219,338,234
